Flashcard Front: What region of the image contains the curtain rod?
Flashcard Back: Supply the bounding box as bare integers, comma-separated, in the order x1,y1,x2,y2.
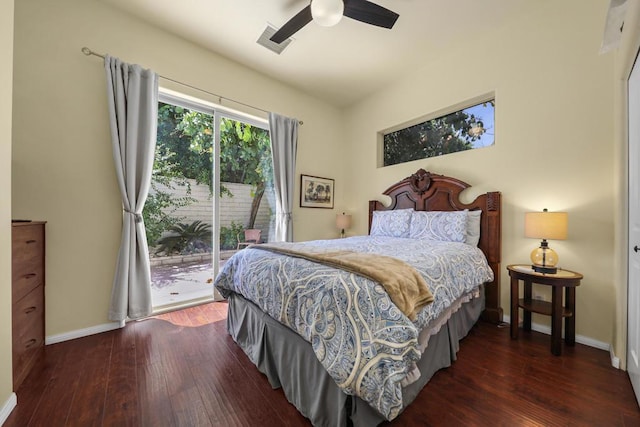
81,47,303,125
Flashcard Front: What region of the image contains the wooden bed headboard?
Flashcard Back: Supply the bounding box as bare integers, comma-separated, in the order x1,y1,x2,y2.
368,169,503,324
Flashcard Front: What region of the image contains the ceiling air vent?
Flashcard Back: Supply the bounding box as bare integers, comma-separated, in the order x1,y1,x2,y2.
257,25,292,54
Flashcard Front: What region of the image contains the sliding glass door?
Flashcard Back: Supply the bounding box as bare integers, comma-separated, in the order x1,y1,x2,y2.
217,115,274,274
144,92,272,310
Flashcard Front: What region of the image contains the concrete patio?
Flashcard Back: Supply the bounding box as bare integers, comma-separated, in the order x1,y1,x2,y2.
150,250,236,308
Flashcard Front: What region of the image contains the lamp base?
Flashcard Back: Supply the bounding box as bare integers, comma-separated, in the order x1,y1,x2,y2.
532,264,558,274
530,240,559,275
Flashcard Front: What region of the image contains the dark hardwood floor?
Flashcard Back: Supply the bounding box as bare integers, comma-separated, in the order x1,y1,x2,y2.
5,301,640,426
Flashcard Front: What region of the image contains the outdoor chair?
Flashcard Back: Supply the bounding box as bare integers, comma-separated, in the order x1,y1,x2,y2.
237,229,262,250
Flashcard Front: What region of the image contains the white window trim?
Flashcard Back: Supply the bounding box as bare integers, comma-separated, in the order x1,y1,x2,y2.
159,88,268,130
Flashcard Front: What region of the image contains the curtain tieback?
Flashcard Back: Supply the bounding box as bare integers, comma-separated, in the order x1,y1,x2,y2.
124,209,143,223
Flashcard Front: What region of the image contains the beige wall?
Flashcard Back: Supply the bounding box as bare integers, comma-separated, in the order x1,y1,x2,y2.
12,0,345,336
344,0,618,347
1,0,15,407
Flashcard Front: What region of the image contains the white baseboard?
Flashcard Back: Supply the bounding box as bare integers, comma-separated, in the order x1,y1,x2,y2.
45,320,125,345
610,346,621,369
502,315,614,362
0,392,17,425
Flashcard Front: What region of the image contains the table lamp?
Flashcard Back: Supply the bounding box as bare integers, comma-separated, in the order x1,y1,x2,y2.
524,208,568,274
336,212,352,238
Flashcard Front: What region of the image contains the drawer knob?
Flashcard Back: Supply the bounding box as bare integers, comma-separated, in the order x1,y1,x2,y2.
24,306,37,314
24,338,37,349
25,239,37,244
24,273,37,279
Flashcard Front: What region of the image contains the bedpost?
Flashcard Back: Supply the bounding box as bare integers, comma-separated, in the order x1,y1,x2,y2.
480,191,503,324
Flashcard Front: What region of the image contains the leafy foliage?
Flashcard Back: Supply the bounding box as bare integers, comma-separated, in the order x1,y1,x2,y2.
145,103,273,250
383,101,494,166
155,220,212,255
219,118,272,187
219,221,245,251
143,186,194,248
155,104,220,194
154,102,272,226
156,103,272,193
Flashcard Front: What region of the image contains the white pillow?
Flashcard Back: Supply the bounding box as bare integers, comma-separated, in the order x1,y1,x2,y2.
409,210,468,242
466,210,482,246
370,208,413,238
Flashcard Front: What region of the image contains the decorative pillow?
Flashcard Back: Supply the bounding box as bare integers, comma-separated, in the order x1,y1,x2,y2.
409,210,468,242
466,210,482,246
370,209,413,238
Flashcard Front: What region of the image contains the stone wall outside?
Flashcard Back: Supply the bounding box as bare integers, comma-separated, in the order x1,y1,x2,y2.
152,179,272,242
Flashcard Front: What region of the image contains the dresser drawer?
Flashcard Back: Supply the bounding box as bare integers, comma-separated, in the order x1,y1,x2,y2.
12,265,44,303
12,223,44,262
12,223,45,301
12,284,44,389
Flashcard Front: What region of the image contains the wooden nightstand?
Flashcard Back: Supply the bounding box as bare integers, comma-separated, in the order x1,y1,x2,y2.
507,264,582,356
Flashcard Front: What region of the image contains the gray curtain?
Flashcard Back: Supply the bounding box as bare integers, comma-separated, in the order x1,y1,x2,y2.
268,113,298,242
104,55,159,321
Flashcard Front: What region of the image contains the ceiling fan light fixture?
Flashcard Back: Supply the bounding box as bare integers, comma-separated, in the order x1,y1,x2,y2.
311,0,344,27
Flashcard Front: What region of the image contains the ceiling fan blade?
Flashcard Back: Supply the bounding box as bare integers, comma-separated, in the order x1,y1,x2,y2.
343,0,399,29
270,5,313,44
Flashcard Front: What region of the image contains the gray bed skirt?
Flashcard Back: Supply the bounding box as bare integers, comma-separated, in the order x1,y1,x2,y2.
227,291,484,427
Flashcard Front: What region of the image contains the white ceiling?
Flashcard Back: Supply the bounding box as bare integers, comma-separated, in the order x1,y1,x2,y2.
100,0,535,107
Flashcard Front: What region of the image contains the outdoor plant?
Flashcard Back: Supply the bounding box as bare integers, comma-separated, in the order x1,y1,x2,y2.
145,103,274,254
143,182,195,248
219,221,244,251
155,220,212,255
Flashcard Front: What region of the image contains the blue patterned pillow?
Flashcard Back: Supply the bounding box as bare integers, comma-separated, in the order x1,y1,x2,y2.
370,209,413,238
409,210,468,242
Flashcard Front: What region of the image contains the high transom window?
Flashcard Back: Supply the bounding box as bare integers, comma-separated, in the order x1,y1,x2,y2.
382,99,495,167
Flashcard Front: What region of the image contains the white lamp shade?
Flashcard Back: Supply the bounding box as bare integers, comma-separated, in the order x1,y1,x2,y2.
525,211,568,240
311,0,344,27
336,213,352,230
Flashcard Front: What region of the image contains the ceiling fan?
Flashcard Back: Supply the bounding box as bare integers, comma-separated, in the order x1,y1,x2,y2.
270,0,399,44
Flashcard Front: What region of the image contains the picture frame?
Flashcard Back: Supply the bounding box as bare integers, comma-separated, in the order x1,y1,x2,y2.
300,174,334,209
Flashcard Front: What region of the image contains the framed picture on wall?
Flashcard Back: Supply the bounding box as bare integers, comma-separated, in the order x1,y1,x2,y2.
300,174,334,209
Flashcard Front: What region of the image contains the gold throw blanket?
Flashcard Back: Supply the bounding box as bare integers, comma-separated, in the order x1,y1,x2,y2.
252,243,434,321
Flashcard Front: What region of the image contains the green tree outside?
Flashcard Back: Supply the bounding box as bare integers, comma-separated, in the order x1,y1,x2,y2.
143,102,272,250
383,101,494,166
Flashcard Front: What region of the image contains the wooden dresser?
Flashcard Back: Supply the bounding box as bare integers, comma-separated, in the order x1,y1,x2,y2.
12,221,46,390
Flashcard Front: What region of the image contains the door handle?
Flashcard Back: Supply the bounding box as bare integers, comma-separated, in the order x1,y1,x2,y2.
635,245,640,253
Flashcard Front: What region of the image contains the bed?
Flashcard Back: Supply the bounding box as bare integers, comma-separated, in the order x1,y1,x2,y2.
214,169,502,426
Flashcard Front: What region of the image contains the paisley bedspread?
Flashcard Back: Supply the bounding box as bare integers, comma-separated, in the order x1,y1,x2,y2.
214,236,494,420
